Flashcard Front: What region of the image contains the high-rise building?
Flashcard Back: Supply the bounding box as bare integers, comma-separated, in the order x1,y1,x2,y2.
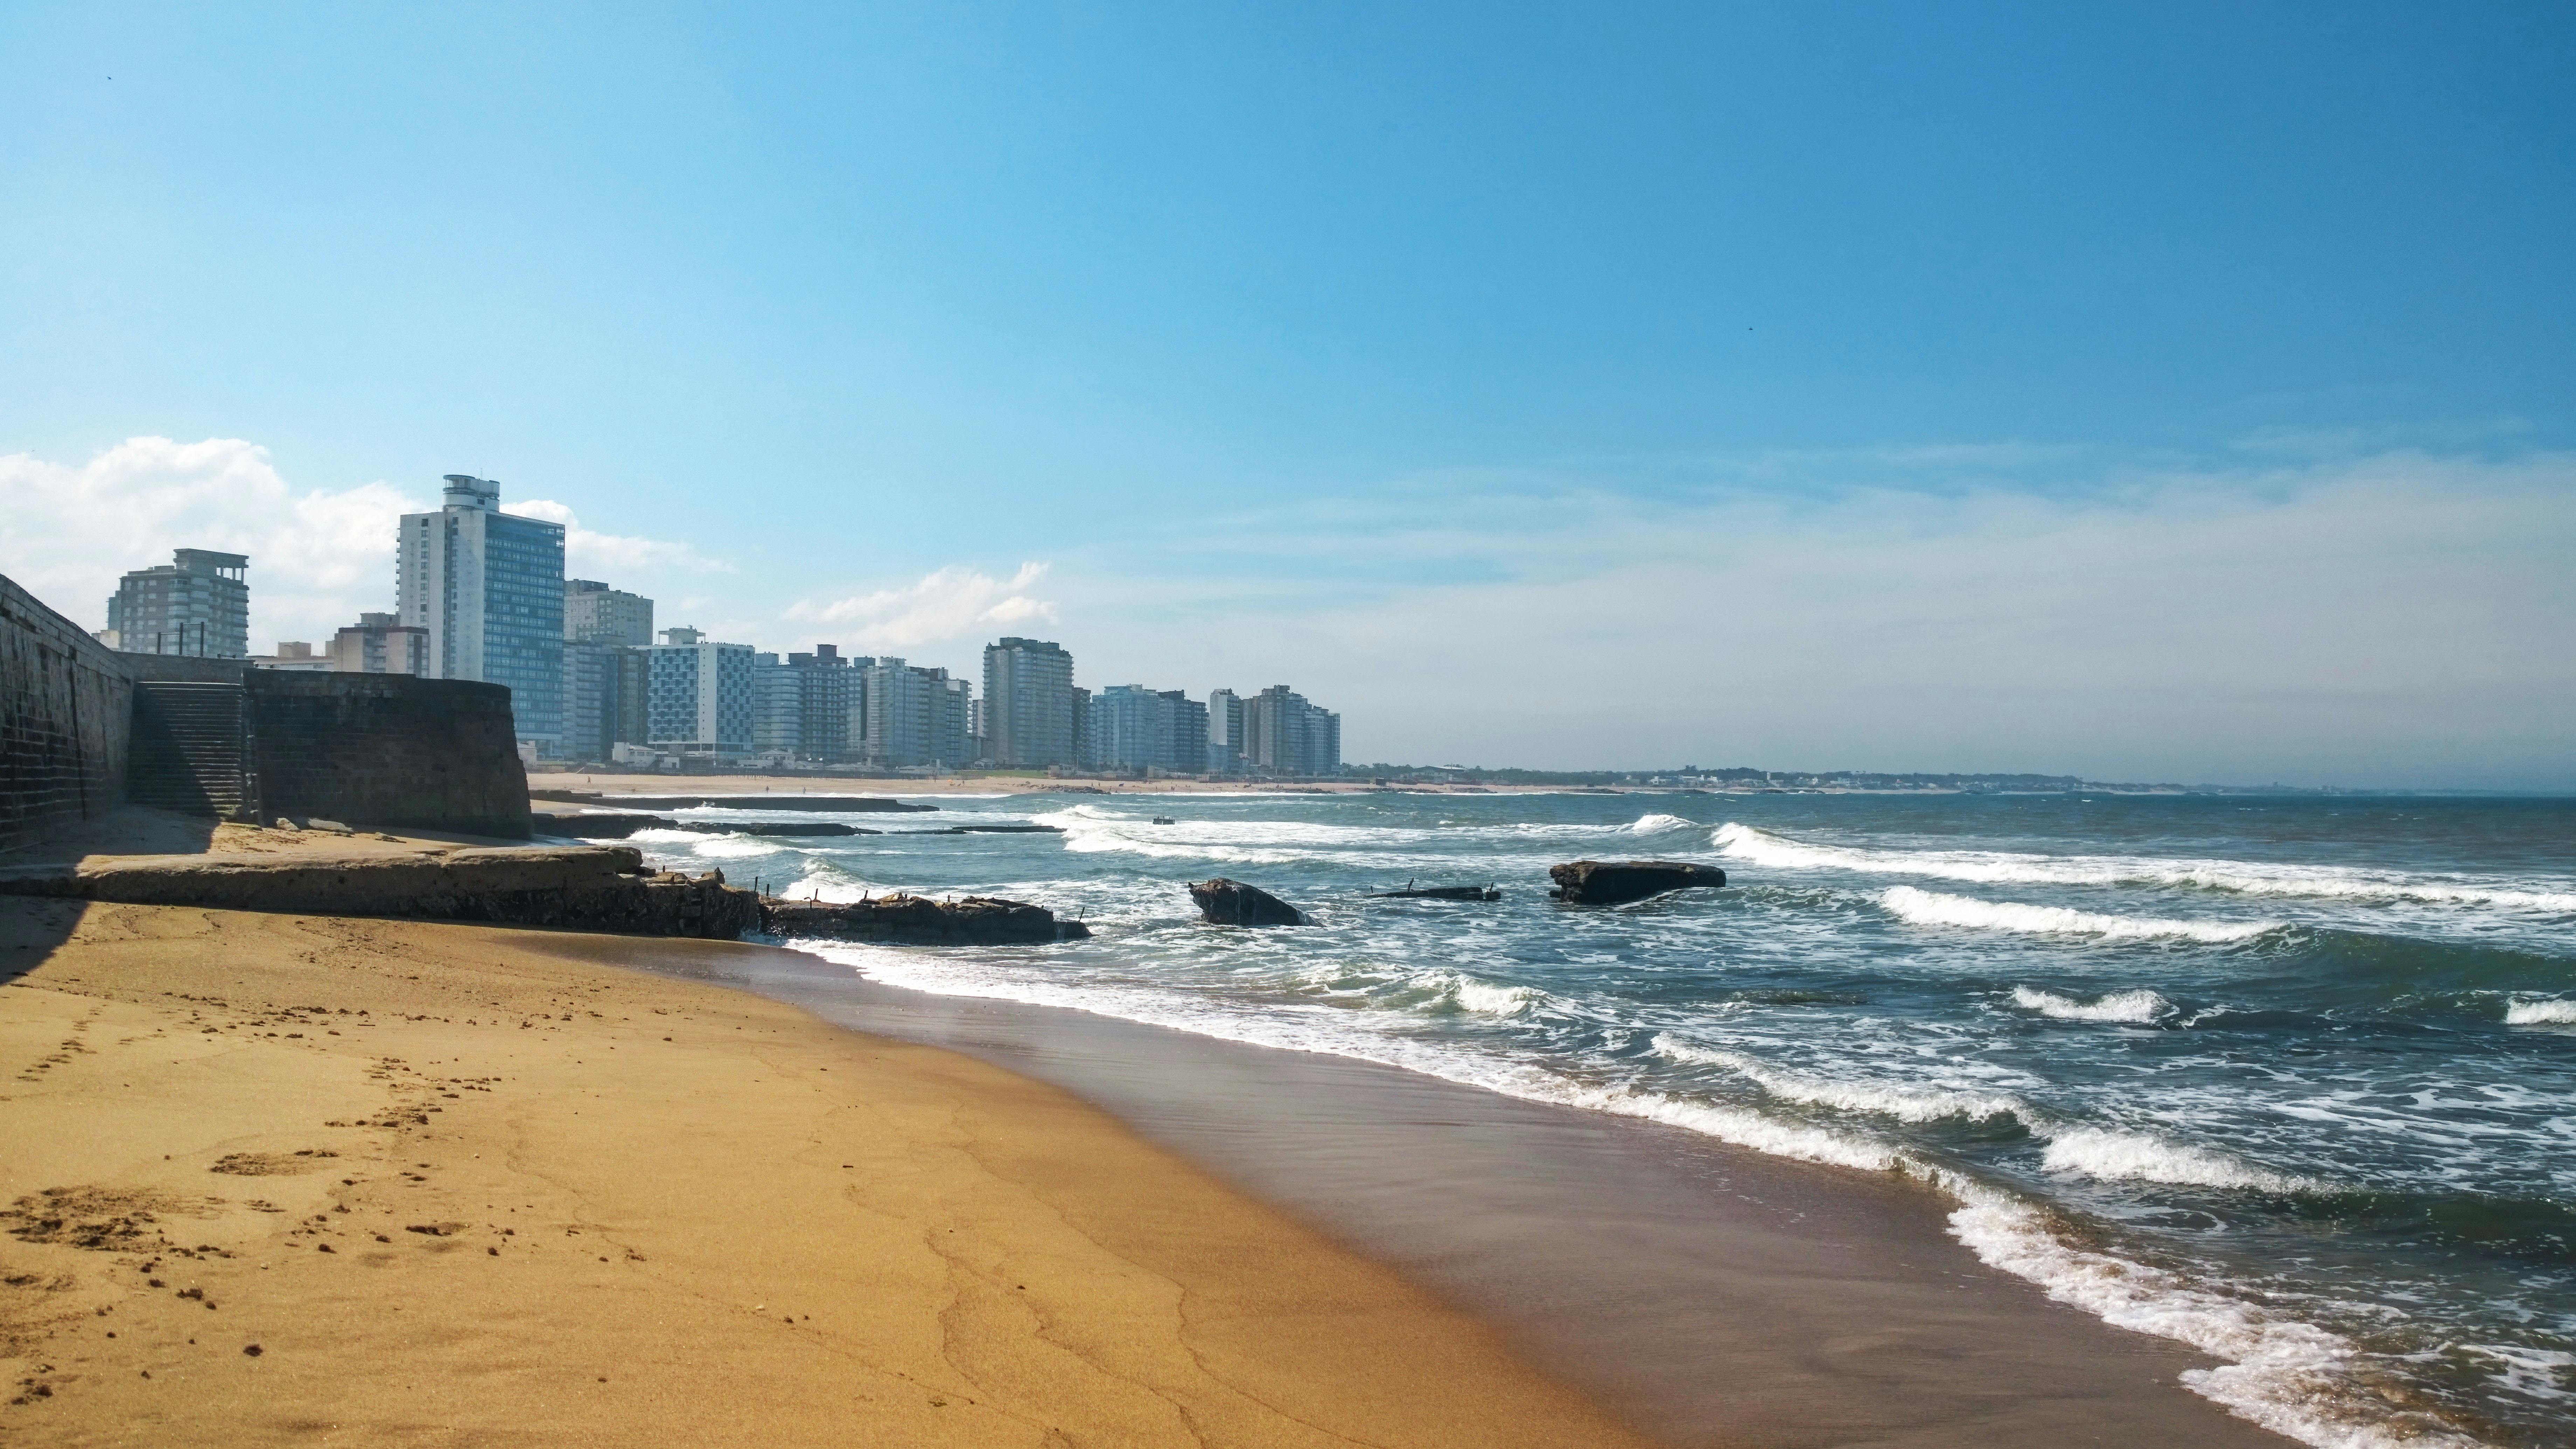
611,648,652,752
564,579,653,645
397,475,565,750
753,644,866,763
981,638,1076,769
1090,686,1210,775
103,549,249,658
1240,685,1342,778
560,640,641,762
645,627,755,760
1206,688,1244,774
1069,686,1092,768
861,658,970,769
327,612,429,675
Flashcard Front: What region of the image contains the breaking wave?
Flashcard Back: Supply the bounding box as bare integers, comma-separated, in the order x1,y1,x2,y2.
2038,1127,2324,1195
2504,997,2576,1025
1719,822,2576,913
2009,985,2176,1023
1879,885,2279,941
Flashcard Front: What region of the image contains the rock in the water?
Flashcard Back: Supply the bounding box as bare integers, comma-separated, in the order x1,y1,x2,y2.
539,811,676,839
684,820,878,837
1366,884,1501,901
1188,877,1306,926
1547,859,1727,906
761,893,1089,944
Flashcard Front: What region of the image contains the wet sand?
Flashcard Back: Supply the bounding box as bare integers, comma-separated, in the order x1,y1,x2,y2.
597,935,2297,1449
0,899,1653,1446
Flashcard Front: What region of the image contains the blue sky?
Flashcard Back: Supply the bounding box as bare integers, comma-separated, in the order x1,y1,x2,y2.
4,3,2571,785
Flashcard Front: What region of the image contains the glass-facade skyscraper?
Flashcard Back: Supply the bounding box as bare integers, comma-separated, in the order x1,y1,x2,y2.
396,475,565,751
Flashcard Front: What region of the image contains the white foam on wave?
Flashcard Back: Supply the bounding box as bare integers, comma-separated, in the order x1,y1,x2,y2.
1650,1034,2029,1123
1719,822,2576,913
2504,997,2576,1025
1880,885,2276,941
1649,1032,2326,1196
1424,971,1545,1017
2039,1127,2321,1194
1628,813,1698,834
1942,1188,2472,1448
2009,985,2175,1023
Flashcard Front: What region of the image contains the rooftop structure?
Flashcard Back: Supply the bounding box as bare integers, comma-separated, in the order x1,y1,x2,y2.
103,549,249,659
565,579,654,646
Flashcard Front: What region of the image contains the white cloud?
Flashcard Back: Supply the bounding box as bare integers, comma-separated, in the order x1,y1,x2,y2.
0,437,422,648
0,439,720,650
786,563,1058,653
1065,448,2576,788
501,499,724,576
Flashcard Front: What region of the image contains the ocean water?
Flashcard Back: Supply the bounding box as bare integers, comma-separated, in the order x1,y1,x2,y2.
617,791,2576,1448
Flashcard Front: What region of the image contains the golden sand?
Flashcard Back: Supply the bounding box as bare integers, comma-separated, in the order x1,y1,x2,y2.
0,898,1654,1447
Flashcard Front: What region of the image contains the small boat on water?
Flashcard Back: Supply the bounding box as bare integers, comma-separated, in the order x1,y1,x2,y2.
1367,879,1501,901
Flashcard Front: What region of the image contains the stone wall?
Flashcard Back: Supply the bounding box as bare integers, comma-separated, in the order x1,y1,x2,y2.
254,673,531,838
0,573,131,853
124,661,533,840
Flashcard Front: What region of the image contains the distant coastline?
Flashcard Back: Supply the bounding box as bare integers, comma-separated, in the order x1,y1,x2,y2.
526,767,2557,799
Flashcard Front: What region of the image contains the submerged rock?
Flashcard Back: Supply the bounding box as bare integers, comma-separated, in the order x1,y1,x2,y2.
761,893,1090,944
1366,884,1501,901
539,811,676,839
1546,859,1727,906
1188,877,1306,926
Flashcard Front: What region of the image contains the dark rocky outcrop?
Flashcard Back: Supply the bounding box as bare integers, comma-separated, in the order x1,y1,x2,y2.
1546,859,1728,906
541,811,884,839
1188,878,1306,926
1366,884,1501,901
538,811,676,839
0,844,761,938
761,894,1090,944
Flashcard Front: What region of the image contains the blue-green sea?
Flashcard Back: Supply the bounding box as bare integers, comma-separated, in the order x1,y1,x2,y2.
614,790,2576,1448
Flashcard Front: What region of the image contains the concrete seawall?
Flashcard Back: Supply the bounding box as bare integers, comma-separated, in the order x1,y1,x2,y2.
0,574,133,853
126,657,532,838
0,844,760,938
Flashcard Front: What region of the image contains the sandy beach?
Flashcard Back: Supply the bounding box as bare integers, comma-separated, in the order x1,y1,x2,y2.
0,898,1653,1446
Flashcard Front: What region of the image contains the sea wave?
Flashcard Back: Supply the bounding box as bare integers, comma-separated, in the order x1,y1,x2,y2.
2037,1126,2323,1194
1718,822,2576,913
1880,885,2278,941
1649,1034,2028,1123
1423,970,1547,1017
2504,997,2576,1025
2009,985,2176,1023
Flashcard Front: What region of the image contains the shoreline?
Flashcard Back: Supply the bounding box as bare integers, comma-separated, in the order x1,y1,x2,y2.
0,895,2297,1445
0,899,1654,1446
586,932,2295,1448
